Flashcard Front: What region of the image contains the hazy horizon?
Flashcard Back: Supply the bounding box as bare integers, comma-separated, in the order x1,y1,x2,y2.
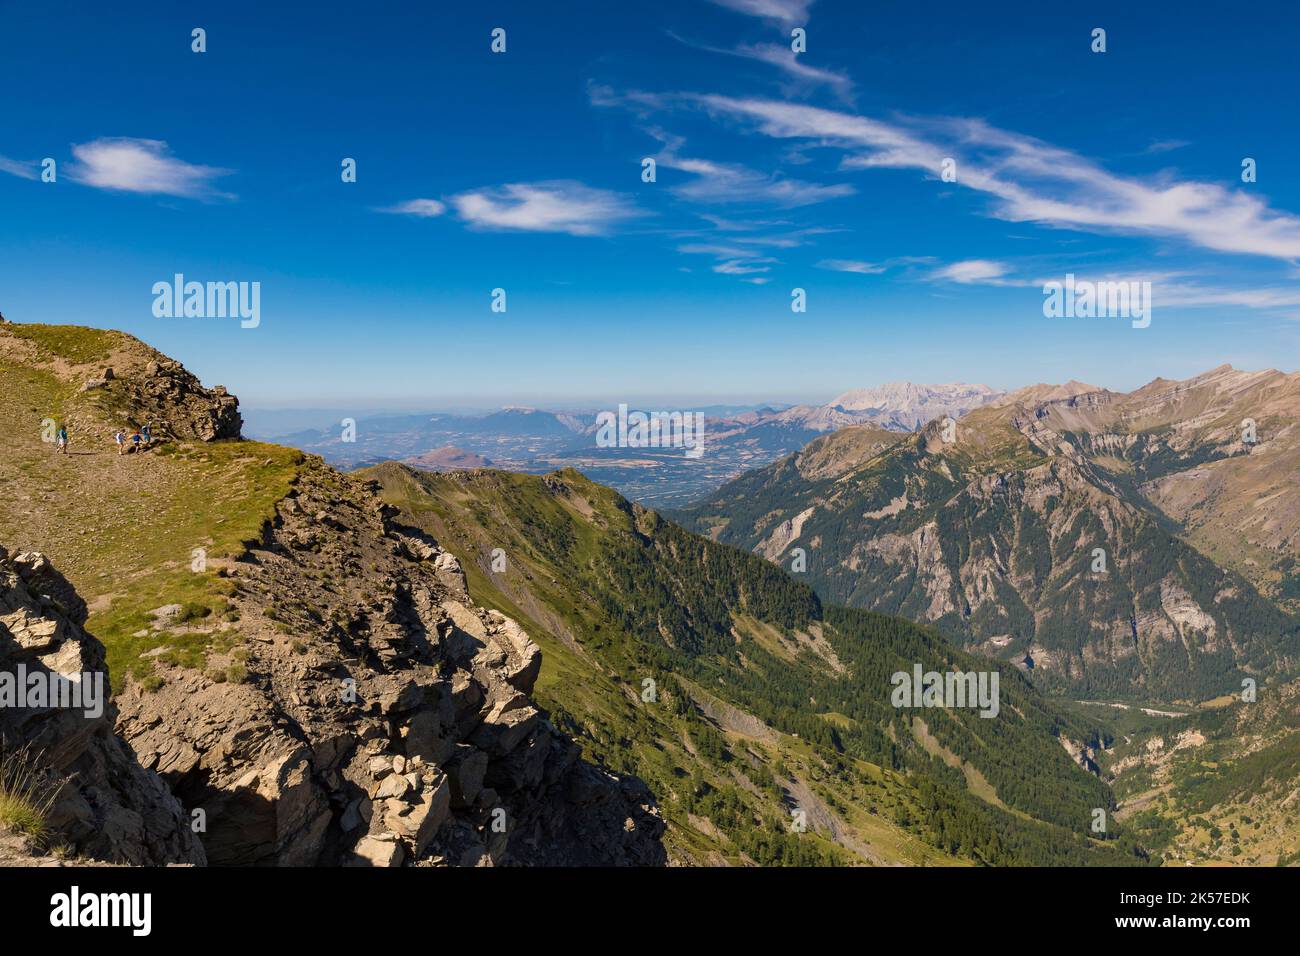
234,359,1295,419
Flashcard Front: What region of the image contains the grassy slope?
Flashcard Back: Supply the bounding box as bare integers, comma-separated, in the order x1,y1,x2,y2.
370,462,1154,866
0,324,302,687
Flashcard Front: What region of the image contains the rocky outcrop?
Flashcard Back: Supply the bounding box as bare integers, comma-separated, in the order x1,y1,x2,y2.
0,324,242,444
0,546,205,865
105,360,242,441
757,505,816,562
114,458,664,866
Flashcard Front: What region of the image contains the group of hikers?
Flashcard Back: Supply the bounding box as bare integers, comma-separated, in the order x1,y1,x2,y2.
114,423,153,455
51,423,154,455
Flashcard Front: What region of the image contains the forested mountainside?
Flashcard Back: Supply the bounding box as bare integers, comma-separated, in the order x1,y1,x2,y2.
369,463,1155,865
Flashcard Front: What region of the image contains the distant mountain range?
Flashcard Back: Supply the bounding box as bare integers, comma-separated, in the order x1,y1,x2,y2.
249,383,1006,506
767,382,1005,433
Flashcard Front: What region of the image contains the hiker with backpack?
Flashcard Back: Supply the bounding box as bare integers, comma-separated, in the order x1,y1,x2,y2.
56,425,68,454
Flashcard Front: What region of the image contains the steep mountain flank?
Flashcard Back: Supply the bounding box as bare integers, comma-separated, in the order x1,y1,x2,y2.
1026,365,1300,608
368,463,1155,866
680,369,1300,703
0,323,664,866
0,546,205,865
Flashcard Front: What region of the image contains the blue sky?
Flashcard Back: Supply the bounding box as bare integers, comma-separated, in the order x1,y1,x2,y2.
2,0,1299,409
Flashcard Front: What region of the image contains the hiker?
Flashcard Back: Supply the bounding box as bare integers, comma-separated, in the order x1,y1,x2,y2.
141,423,152,444
114,429,126,456
56,426,68,454
131,430,142,452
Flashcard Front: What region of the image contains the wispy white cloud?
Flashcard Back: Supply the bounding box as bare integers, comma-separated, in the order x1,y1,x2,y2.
678,242,778,277
449,180,639,236
667,33,853,103
0,155,38,180
1142,139,1191,155
587,82,671,117
705,0,813,26
379,198,447,218
731,43,853,101
817,255,936,276
697,214,785,232
930,259,1014,285
678,242,758,258
728,227,838,248
668,154,853,207
1155,282,1300,312
672,221,838,281
68,137,233,199
918,259,1300,318
689,95,1300,261
817,258,886,274
713,257,777,275
648,131,852,208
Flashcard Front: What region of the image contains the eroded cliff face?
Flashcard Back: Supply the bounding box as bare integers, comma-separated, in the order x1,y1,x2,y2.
113,457,665,867
0,546,205,865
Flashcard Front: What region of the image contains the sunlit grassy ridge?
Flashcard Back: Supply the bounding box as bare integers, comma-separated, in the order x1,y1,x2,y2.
2,323,123,366
0,323,304,689
85,442,302,687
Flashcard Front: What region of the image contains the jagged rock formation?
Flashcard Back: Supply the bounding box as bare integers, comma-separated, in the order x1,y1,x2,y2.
107,360,242,442
0,546,205,865
112,459,664,867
